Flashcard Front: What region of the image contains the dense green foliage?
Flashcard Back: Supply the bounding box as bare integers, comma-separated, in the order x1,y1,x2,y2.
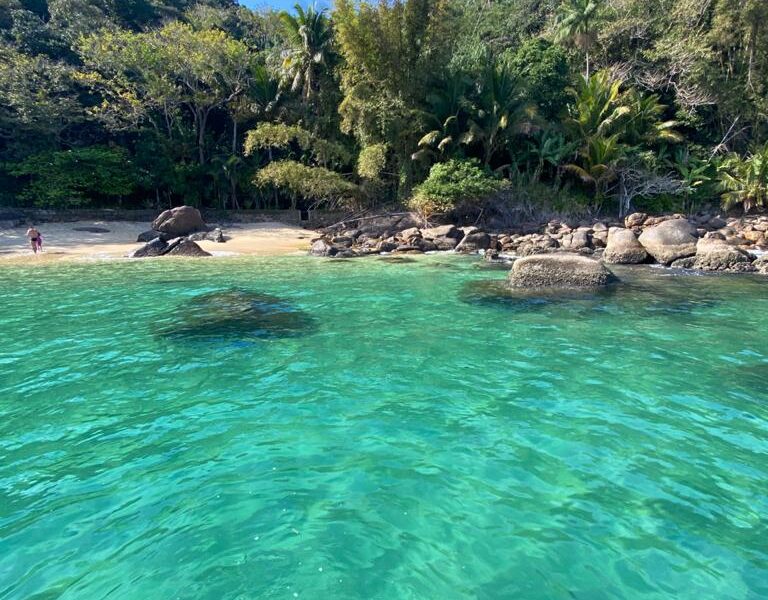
408,159,508,218
1,0,768,215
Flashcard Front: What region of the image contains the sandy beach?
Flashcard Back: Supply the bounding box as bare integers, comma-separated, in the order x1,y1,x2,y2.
0,221,313,263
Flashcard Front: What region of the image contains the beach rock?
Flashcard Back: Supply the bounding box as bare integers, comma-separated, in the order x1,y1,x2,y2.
560,229,590,251
517,237,557,256
508,254,616,288
137,229,172,243
130,237,167,258
164,239,211,257
670,256,696,269
624,212,647,228
311,239,337,257
421,225,462,240
455,231,491,252
152,205,206,236
603,227,648,264
708,216,727,229
692,237,754,272
432,236,460,250
377,240,399,253
638,219,698,264
398,227,421,241
753,255,768,274
188,227,225,243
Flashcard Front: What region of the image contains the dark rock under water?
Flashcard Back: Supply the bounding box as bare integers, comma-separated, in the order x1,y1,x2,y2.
460,265,726,318
157,289,317,343
459,279,616,312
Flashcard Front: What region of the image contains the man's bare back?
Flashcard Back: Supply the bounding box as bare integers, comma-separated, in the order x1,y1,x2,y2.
26,227,41,253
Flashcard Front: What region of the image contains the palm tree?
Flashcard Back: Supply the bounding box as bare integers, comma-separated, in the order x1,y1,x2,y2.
565,134,624,209
624,90,683,146
566,70,630,141
554,0,603,78
718,144,768,212
279,3,332,101
466,58,536,167
412,73,471,163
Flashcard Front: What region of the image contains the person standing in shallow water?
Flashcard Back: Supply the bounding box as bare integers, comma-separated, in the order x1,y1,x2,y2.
26,226,42,253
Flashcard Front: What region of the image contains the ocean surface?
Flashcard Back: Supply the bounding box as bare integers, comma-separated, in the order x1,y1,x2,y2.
1,255,766,599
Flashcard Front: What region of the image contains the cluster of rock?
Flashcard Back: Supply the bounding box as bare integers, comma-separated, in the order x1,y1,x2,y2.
131,206,224,258
311,211,768,274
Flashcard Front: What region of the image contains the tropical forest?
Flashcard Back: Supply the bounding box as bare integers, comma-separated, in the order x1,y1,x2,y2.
1,0,767,219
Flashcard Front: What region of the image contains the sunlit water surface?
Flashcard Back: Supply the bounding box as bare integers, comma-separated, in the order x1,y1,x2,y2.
1,255,767,599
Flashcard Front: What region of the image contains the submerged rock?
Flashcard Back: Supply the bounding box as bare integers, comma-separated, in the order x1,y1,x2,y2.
158,290,317,342
638,219,697,264
508,254,616,288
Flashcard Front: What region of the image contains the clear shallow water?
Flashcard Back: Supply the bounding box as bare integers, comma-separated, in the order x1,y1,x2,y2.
1,255,767,599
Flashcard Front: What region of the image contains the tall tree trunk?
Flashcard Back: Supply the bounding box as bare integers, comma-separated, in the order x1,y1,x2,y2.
196,108,209,165
231,118,239,210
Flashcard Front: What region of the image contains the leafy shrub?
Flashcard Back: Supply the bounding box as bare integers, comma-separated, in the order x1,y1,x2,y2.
357,143,388,180
254,160,358,208
407,159,508,218
6,146,136,207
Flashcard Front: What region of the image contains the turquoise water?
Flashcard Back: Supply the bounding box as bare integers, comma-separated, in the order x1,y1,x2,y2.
1,255,767,599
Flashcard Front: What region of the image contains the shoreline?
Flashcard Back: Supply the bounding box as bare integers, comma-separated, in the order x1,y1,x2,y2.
0,220,313,264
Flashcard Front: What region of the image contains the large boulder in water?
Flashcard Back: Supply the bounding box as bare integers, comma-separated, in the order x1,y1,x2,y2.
692,237,755,272
508,254,616,288
152,205,206,236
603,227,648,264
638,218,697,264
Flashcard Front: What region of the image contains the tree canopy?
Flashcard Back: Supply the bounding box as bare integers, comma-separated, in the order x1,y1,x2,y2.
1,0,767,215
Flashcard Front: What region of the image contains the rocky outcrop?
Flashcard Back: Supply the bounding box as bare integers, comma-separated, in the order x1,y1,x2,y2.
638,219,698,264
753,255,768,274
422,225,463,250
508,254,616,288
164,239,211,257
603,227,648,264
455,229,491,252
308,211,768,267
130,237,168,258
130,235,210,258
152,205,206,236
692,237,755,272
188,227,224,243
137,229,173,243
310,238,338,257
